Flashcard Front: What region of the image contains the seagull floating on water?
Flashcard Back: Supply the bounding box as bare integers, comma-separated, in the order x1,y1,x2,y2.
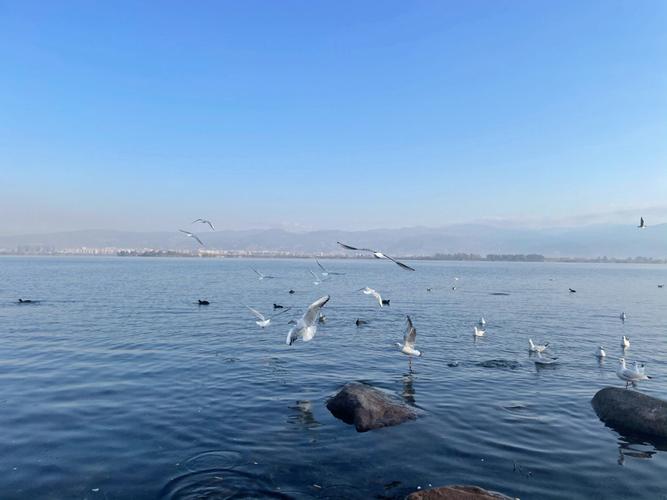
337,242,415,271
315,259,345,276
359,287,384,307
596,346,606,358
528,338,549,353
252,268,276,280
617,358,650,388
179,229,204,246
479,317,486,327
638,217,646,229
473,326,485,337
396,316,422,356
246,305,291,328
286,295,330,346
192,218,215,231
621,336,630,349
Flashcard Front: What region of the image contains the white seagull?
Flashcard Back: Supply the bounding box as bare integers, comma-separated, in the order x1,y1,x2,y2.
359,287,383,307
179,229,204,246
621,335,630,349
337,242,415,271
252,268,276,280
245,305,291,328
617,358,650,388
286,295,330,346
638,217,646,229
479,317,486,327
192,218,215,231
528,338,549,353
595,346,606,358
473,326,485,337
315,259,345,276
396,315,422,356
534,351,558,366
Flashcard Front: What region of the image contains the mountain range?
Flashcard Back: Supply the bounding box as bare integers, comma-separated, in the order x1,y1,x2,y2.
1,223,665,258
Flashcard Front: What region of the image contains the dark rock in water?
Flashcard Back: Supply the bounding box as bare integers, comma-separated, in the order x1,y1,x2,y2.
592,387,667,438
326,382,416,432
477,359,520,370
405,484,512,499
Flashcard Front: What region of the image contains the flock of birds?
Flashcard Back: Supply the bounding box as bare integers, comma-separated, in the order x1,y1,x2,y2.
18,217,658,390
175,216,665,388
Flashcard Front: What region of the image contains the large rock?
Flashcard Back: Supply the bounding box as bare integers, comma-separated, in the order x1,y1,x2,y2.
326,382,416,432
592,387,667,438
406,484,512,500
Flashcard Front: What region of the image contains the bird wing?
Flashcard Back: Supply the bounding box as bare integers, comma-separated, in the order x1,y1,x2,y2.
371,289,383,305
206,220,215,230
303,295,330,326
309,270,320,281
179,229,192,236
383,254,416,271
252,268,263,277
316,259,327,272
337,241,374,252
404,316,417,348
245,306,265,321
191,219,203,224
192,234,204,246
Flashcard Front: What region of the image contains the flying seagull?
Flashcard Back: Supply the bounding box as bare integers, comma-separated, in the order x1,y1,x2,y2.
179,229,204,246
358,287,383,307
192,218,215,231
396,315,422,356
315,259,345,276
638,217,646,229
245,305,291,328
309,270,328,285
617,358,650,388
252,268,276,280
337,242,415,271
286,295,330,346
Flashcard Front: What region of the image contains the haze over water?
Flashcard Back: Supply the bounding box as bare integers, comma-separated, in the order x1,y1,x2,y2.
2,256,667,499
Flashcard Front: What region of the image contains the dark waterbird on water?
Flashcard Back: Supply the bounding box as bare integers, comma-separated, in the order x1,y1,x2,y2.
336,241,415,271
18,298,34,304
569,288,577,293
273,303,284,309
381,299,391,306
288,289,295,294
198,300,210,305
638,217,646,229
355,318,367,326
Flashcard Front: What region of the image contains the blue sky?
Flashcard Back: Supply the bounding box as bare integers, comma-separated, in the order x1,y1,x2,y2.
1,1,666,234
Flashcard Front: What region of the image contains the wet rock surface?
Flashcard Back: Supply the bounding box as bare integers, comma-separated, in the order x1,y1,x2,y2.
326,382,416,432
592,387,667,438
405,484,513,500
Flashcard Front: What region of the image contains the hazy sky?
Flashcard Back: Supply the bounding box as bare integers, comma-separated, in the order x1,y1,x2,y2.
1,1,666,234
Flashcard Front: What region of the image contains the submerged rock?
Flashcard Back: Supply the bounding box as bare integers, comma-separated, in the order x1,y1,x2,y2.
592,387,667,438
477,359,520,370
406,484,512,500
326,382,416,432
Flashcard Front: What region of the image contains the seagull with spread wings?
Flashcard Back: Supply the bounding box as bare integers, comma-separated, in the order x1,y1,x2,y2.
192,218,215,231
286,296,330,346
179,229,204,246
396,315,422,356
358,286,384,307
337,242,415,271
252,268,276,280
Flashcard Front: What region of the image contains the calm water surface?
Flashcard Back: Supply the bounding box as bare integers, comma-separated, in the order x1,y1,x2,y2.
1,256,667,499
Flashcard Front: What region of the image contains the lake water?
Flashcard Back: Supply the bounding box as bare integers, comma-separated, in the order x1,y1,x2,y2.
1,256,667,499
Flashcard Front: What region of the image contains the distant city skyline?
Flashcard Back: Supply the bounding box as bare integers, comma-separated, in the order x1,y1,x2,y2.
2,1,666,235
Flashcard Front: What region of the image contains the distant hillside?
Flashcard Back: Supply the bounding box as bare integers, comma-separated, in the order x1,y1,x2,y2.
0,224,666,258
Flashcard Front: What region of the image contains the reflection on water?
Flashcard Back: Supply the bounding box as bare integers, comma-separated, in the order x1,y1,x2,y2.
288,400,320,428
401,372,416,405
